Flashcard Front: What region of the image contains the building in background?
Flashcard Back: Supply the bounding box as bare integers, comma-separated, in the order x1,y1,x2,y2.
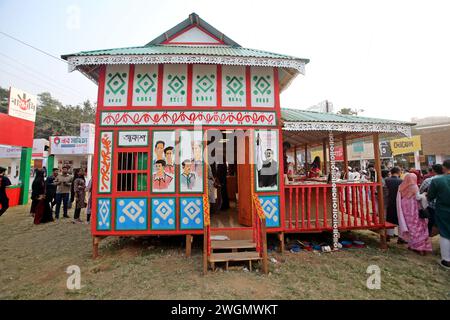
412,116,450,166
49,123,95,180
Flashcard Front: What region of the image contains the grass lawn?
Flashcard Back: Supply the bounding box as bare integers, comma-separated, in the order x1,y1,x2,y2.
0,204,448,300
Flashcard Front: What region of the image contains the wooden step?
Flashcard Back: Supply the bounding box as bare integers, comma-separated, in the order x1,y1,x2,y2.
208,251,261,263
210,228,253,240
211,239,256,250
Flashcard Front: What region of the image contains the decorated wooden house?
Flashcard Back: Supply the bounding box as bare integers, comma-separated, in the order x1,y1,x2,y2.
62,13,413,273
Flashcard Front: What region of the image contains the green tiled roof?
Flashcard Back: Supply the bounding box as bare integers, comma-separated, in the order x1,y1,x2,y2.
62,44,308,62
281,108,412,125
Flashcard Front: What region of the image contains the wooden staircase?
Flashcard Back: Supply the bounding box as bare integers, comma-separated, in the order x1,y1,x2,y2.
208,229,261,271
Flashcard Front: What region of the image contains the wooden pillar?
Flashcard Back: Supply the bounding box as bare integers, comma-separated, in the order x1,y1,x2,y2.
261,221,268,274
373,133,387,249
343,134,349,178
203,227,208,275
92,236,101,259
278,232,285,253
294,146,298,171
186,234,193,257
304,144,308,171
322,139,328,175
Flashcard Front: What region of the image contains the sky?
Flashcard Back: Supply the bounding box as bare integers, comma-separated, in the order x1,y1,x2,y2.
0,0,449,121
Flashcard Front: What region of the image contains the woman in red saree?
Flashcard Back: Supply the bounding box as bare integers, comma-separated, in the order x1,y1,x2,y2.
396,173,432,255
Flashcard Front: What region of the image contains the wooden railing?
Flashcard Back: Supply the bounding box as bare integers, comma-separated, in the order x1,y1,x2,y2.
284,182,382,232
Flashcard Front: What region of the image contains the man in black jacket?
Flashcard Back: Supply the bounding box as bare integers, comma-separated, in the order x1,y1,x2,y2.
384,166,406,243
0,167,12,217
46,168,59,210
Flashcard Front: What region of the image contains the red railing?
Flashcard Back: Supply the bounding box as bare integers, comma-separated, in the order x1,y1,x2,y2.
284,182,382,232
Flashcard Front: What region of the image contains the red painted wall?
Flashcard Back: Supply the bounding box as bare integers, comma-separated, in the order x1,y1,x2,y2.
0,113,34,147
91,64,284,236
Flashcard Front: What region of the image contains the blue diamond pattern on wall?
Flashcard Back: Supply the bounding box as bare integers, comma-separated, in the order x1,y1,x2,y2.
180,197,204,230
97,198,111,231
258,195,280,228
116,198,148,231
151,198,176,230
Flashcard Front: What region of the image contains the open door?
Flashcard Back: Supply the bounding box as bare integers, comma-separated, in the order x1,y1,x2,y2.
237,135,253,226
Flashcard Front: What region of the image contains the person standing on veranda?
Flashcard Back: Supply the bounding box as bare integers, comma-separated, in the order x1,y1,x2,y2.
427,159,450,269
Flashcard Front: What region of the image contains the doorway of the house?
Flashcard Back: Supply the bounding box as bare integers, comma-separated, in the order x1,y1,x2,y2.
207,130,253,228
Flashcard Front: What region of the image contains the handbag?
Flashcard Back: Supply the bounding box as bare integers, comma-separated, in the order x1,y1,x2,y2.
418,205,430,219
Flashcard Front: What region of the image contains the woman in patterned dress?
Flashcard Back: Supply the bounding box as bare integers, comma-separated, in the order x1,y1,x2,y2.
396,173,432,255
73,169,87,223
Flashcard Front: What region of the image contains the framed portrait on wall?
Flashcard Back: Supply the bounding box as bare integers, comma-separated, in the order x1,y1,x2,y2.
179,130,203,193
255,129,279,192
152,131,176,193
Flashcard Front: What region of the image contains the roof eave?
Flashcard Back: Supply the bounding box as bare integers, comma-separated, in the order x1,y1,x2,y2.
283,121,413,138
65,53,308,75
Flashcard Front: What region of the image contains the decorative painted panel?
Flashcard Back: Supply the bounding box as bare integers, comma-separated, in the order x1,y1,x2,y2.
132,64,158,106
96,198,111,231
162,64,187,106
250,67,274,107
167,26,222,44
179,130,203,193
222,65,246,107
101,110,277,126
98,131,113,194
192,64,216,106
118,131,148,146
258,195,280,228
104,65,129,106
152,131,176,193
151,198,176,230
180,197,204,230
255,129,279,192
115,198,148,231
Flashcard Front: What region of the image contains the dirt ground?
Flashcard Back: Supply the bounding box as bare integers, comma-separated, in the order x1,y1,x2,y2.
0,204,449,300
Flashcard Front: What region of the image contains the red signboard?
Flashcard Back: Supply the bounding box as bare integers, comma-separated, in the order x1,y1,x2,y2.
0,113,34,148
334,146,344,161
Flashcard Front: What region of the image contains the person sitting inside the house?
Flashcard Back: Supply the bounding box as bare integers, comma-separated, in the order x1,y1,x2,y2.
153,160,173,190
164,146,175,174
181,159,197,190
308,156,321,178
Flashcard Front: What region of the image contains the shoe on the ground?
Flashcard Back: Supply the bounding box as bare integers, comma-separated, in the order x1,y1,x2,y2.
440,260,450,270
63,215,70,218
397,238,408,244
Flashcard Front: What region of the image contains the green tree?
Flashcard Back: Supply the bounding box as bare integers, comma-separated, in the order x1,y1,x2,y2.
0,87,9,114
337,108,364,116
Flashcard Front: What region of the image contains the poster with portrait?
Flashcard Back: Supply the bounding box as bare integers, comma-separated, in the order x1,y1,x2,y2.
255,129,279,191
179,130,203,193
152,131,176,193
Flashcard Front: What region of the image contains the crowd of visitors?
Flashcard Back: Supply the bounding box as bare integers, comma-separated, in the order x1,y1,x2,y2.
29,166,92,225
381,160,450,269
